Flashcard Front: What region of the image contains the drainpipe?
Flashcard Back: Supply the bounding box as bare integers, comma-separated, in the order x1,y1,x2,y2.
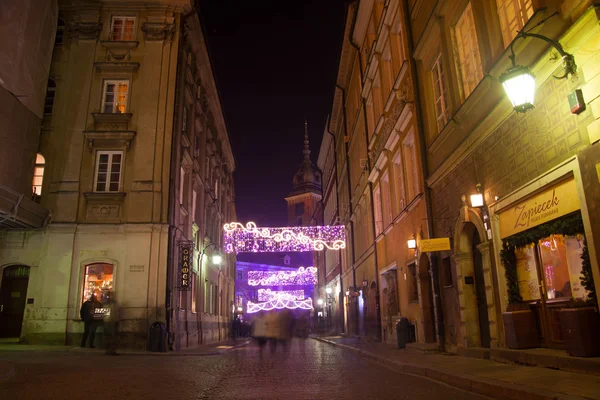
326,119,344,334
349,7,382,341
402,0,445,350
337,84,358,335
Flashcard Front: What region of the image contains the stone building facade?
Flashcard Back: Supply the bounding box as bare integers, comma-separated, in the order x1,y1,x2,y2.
0,0,236,350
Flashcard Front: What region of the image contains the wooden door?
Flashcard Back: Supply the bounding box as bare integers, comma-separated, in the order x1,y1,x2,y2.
0,265,30,338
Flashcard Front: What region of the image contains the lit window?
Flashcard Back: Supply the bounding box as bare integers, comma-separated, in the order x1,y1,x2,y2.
32,153,45,197
55,18,65,46
110,16,135,41
431,54,450,133
408,262,418,302
402,131,419,202
381,171,392,227
392,149,405,213
94,151,122,192
102,80,129,113
373,184,383,236
191,272,197,312
497,0,533,48
44,79,56,115
389,10,405,74
82,263,114,305
454,2,483,98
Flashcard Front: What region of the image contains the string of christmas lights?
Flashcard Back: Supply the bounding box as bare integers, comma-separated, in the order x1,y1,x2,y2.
257,289,305,302
247,266,318,287
223,221,346,253
246,297,314,314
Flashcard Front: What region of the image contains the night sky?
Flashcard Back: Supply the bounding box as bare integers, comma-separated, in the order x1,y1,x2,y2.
199,0,348,227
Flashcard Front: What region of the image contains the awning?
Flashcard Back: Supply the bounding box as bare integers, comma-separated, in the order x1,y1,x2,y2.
0,184,51,229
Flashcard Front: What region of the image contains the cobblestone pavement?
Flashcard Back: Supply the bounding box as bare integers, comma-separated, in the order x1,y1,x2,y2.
0,339,490,400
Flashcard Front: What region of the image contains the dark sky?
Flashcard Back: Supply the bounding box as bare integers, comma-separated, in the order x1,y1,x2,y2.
199,0,348,227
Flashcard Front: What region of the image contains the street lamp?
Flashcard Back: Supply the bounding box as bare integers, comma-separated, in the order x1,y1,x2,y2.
325,287,333,295
500,28,577,113
317,298,324,306
470,184,484,208
212,254,223,265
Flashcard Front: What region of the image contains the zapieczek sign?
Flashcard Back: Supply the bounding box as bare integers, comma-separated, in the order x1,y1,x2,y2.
178,240,194,291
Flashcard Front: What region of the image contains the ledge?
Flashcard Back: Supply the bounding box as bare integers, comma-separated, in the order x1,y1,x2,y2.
92,113,132,125
83,192,126,202
100,41,139,50
83,130,136,151
94,62,140,73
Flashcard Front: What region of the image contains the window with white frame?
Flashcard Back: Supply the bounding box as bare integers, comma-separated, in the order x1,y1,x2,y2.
497,0,534,48
373,184,383,236
94,151,122,192
381,171,392,227
454,2,483,99
102,80,129,113
431,54,450,134
110,16,135,41
392,149,405,213
32,153,45,197
402,131,419,202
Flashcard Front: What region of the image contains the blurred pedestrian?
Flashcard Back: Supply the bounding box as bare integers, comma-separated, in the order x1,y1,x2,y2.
103,296,119,355
80,293,102,348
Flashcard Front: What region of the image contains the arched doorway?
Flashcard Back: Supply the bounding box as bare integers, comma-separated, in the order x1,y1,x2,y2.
0,265,31,338
454,210,495,348
418,254,436,343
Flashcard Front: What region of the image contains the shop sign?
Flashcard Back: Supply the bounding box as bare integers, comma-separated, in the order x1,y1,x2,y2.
499,179,580,239
419,237,451,252
178,240,194,291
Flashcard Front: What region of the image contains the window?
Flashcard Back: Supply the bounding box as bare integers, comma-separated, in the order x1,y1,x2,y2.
392,150,405,213
381,171,392,227
454,3,483,98
205,157,211,180
497,0,533,48
55,18,65,45
373,184,383,236
402,131,419,201
110,16,135,41
295,202,305,216
204,280,209,313
214,179,219,199
82,263,114,306
102,80,129,113
431,54,450,133
182,107,187,132
179,167,186,205
179,286,187,310
192,189,197,220
389,10,406,74
191,272,197,312
94,151,122,192
408,262,418,302
32,153,45,197
442,257,453,287
44,79,56,115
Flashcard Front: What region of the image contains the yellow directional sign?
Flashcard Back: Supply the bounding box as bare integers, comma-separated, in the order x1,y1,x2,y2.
419,238,451,252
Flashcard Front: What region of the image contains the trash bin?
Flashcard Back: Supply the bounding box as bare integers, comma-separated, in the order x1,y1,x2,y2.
396,317,409,349
147,321,167,352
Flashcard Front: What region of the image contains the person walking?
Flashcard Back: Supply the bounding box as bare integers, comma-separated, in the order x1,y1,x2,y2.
80,293,102,348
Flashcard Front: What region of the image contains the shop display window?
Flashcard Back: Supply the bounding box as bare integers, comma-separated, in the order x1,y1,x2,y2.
539,234,587,300
82,263,114,304
515,244,540,301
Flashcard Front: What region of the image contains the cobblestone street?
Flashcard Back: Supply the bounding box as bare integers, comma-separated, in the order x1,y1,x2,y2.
0,339,490,400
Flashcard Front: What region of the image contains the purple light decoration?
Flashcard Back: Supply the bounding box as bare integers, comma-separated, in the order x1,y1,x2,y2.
223,221,346,254
246,297,314,314
247,267,318,287
258,289,305,302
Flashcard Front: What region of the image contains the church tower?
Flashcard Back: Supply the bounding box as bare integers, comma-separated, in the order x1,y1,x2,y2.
285,121,322,226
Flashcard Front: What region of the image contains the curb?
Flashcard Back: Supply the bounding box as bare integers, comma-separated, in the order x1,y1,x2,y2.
312,337,588,400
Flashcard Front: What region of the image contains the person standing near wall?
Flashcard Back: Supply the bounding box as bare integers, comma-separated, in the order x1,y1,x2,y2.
80,294,102,348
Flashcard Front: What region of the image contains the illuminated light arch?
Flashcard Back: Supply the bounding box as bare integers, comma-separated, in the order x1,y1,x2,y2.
247,297,313,314
247,267,317,287
258,289,305,302
223,221,346,253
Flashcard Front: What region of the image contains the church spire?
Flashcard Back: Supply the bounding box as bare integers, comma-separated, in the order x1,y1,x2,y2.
303,119,310,161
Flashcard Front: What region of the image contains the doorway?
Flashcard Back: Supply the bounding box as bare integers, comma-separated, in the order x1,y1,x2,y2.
472,231,491,348
0,265,31,338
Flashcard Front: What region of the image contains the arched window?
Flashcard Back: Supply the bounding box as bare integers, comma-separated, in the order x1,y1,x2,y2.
55,18,65,45
44,79,56,115
32,153,45,198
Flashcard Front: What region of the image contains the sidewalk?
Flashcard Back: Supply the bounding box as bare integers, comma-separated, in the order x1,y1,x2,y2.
313,336,600,400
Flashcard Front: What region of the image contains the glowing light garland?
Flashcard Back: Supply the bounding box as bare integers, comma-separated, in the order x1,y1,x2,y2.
223,221,346,253
247,297,313,314
247,267,318,287
258,289,305,302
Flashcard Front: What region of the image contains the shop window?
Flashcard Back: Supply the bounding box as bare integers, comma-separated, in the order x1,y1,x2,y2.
431,53,450,133
373,184,383,236
454,2,483,99
539,234,587,300
497,0,533,48
32,153,45,198
94,151,122,192
55,18,65,45
110,16,135,41
102,80,129,113
191,272,197,313
408,262,418,302
442,257,453,287
44,79,56,115
82,263,114,305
